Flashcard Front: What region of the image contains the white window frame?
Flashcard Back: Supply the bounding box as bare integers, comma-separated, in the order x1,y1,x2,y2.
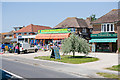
101,23,114,32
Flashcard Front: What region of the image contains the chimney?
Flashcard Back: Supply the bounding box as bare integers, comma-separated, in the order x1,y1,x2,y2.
86,17,91,22
31,24,33,26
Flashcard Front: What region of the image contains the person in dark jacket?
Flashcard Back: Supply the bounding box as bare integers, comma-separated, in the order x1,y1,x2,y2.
1,43,5,53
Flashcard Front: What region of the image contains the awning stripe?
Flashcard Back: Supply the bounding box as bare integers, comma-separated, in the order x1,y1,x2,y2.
89,38,117,43
35,33,70,39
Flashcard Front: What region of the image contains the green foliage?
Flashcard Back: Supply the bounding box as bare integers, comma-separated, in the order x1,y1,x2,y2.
90,14,97,21
119,48,120,52
61,33,90,56
97,72,119,78
106,64,120,71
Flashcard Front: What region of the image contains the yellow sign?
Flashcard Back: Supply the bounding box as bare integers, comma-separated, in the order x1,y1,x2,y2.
38,28,71,34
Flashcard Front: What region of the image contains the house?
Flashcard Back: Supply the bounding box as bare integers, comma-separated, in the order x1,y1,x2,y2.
117,21,120,53
54,17,93,40
89,9,119,53
14,24,52,43
1,31,14,44
13,26,24,31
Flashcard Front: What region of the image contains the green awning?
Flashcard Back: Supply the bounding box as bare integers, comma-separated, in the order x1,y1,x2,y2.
89,38,117,43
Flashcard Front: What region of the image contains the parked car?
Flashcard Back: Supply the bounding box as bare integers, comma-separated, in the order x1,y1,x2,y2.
19,42,38,53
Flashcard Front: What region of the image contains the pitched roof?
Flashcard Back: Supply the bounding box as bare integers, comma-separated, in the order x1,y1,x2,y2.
15,24,52,33
54,17,90,28
4,30,14,36
92,9,120,24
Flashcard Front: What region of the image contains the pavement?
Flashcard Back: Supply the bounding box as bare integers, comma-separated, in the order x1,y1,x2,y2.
1,50,119,78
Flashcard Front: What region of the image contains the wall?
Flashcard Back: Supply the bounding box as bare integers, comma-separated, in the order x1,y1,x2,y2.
14,32,36,38
92,23,118,34
92,24,101,34
117,22,120,53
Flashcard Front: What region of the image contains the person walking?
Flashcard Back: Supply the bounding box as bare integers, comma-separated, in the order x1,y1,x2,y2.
1,43,5,53
15,45,18,53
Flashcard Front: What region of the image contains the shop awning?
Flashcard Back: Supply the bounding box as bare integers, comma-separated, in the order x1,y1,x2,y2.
89,38,117,43
10,38,17,42
35,33,70,39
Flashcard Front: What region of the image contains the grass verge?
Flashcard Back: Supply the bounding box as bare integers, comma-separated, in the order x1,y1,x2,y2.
34,55,99,64
106,65,120,71
97,72,119,79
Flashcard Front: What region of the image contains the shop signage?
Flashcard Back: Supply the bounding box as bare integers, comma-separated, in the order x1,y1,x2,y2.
18,36,22,38
53,46,61,59
92,44,95,52
91,32,117,38
38,28,75,34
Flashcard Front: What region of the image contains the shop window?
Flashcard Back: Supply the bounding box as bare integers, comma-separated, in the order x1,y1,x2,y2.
9,35,12,38
82,28,86,33
101,23,114,32
24,33,27,35
18,33,21,35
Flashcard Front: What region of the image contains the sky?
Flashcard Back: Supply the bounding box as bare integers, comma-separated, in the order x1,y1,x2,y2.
2,2,118,33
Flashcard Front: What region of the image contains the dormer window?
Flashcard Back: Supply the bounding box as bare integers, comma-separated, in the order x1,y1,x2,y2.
101,23,114,32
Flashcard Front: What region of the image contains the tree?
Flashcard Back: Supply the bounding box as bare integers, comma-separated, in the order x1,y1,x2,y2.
61,33,90,57
90,14,97,21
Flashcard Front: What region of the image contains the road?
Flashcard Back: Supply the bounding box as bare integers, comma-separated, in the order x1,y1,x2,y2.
2,58,82,78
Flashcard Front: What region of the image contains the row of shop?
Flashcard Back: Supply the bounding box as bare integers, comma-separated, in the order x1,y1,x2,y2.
89,32,118,53
8,9,119,53
13,28,73,50
14,28,118,53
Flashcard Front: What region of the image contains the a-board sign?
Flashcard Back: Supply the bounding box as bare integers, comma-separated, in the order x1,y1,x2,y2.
53,46,61,59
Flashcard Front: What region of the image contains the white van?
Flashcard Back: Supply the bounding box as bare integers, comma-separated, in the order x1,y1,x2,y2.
19,42,38,53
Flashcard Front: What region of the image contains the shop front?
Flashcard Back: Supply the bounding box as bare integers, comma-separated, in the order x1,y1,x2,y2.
17,35,37,45
35,28,75,50
89,32,118,53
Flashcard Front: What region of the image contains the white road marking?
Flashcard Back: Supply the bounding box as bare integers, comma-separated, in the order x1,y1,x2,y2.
2,69,23,78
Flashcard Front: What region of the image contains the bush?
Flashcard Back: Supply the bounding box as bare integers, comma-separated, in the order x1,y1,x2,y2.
61,33,90,57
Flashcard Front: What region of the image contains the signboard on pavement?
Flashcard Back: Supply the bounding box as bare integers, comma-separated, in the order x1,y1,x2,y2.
53,46,61,59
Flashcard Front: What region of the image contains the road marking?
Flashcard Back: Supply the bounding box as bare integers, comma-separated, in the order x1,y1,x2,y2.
2,69,23,78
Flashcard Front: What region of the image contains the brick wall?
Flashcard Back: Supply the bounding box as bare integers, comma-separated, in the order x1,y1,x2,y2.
117,23,120,53
92,24,118,34
92,24,101,34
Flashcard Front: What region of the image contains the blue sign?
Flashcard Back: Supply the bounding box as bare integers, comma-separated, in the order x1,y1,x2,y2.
92,44,95,52
53,47,61,59
18,36,22,38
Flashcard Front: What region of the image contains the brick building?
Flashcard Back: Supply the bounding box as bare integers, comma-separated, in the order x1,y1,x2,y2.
89,9,119,53
117,21,120,53
54,17,93,40
13,24,51,43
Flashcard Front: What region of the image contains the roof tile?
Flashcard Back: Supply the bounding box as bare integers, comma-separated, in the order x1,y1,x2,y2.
15,24,52,33
92,9,119,24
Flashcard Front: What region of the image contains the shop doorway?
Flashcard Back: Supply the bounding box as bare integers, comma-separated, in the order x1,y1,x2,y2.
112,43,117,53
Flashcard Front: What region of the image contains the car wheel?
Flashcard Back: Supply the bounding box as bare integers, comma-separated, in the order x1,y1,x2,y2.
35,49,38,52
24,50,27,53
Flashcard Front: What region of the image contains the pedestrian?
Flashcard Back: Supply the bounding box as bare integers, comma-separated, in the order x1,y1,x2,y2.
1,43,5,53
17,43,20,54
15,45,18,53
